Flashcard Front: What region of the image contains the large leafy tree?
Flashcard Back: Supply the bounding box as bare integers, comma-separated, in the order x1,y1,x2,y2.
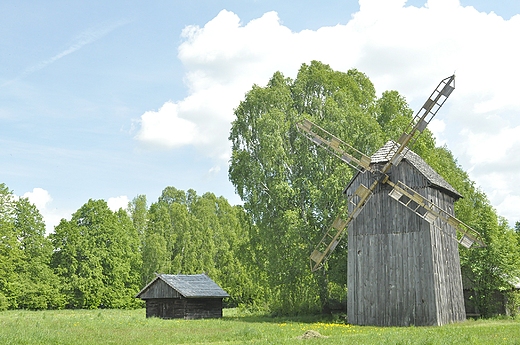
0,184,22,310
50,199,141,309
128,194,148,249
229,61,384,313
229,61,520,315
0,183,65,310
12,198,65,309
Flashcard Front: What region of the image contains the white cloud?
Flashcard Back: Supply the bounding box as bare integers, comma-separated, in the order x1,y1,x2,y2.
107,195,130,212
208,165,221,175
461,126,520,166
133,0,520,224
23,188,71,234
20,190,132,233
23,188,53,210
428,119,446,145
135,101,201,149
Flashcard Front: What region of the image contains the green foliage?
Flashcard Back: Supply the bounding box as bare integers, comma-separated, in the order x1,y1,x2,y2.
506,290,520,317
228,61,520,316
1,63,518,317
128,194,148,249
229,61,386,314
50,199,142,309
140,187,261,308
0,183,65,310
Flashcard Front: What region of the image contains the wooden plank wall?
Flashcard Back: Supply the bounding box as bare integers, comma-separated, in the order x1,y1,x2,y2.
428,188,466,324
145,298,223,319
345,161,465,326
185,298,223,319
139,279,181,299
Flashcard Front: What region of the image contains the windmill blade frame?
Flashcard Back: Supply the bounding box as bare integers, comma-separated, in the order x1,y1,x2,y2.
382,75,456,172
297,119,373,173
310,183,373,271
386,178,485,248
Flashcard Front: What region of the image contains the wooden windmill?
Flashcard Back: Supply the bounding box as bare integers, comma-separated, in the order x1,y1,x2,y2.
297,75,485,326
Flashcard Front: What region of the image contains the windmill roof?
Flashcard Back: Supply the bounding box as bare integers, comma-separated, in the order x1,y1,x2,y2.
349,141,462,199
136,274,229,299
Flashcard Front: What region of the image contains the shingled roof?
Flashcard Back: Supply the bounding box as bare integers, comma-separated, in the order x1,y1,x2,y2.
136,274,229,299
347,141,462,199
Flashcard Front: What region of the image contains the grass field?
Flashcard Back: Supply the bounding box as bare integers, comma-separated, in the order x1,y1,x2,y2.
1,308,519,344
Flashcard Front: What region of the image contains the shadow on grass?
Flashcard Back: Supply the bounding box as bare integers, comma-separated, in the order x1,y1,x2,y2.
222,309,346,325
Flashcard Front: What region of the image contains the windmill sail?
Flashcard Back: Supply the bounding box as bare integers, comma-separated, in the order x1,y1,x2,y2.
383,75,456,171
386,179,485,248
297,119,373,173
310,183,373,271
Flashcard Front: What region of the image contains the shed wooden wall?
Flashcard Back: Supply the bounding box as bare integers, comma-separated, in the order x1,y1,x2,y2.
345,161,465,326
145,298,223,319
139,279,181,299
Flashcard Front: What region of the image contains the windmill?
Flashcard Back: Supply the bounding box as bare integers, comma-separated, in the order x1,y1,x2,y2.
297,75,485,326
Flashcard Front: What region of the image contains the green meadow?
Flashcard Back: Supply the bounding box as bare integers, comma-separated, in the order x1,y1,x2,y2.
1,309,519,345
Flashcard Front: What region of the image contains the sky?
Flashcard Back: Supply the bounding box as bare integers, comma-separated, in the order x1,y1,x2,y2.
1,0,519,233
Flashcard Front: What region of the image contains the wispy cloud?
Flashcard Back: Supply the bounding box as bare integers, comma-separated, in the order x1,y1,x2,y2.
2,19,129,86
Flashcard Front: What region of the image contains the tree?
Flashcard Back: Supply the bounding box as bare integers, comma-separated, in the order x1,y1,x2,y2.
12,198,65,309
51,199,141,309
229,61,520,315
128,194,148,249
515,222,520,247
0,184,21,310
142,187,260,308
229,61,384,313
0,184,65,310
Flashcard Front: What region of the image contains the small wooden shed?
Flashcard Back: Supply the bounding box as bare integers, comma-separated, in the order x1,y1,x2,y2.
135,274,229,319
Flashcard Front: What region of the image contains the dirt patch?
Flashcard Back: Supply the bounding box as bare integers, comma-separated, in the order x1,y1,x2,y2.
297,330,328,339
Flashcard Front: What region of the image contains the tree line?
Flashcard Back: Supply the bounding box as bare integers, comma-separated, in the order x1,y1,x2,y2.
1,61,519,316
0,185,261,310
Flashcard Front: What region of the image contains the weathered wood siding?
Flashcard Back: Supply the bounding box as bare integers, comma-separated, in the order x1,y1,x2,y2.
146,299,184,319
139,279,181,299
427,187,466,325
345,160,465,326
185,298,223,319
145,298,223,319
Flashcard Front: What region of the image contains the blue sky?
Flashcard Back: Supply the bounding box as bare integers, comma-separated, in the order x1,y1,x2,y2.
1,0,520,232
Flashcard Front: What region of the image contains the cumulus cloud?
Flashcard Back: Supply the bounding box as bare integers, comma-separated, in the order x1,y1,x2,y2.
461,126,520,166
23,188,71,234
135,101,201,149
23,188,53,211
134,0,520,224
107,195,130,212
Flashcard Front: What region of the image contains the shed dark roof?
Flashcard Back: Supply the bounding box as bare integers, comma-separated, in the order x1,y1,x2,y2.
346,141,462,199
136,274,229,299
